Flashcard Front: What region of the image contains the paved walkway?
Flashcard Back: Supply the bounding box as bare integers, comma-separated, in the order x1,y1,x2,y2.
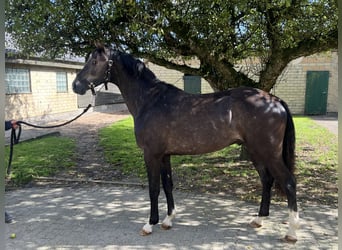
4,112,338,249
5,186,338,249
311,115,338,135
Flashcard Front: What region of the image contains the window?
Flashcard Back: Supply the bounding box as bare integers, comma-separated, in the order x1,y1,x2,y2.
5,68,31,94
56,72,68,93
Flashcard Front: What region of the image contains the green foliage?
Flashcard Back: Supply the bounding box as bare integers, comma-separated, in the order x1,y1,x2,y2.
5,136,75,185
99,116,337,206
5,1,337,91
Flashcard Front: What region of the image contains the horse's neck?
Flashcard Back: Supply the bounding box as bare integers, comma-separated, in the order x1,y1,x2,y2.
116,77,159,117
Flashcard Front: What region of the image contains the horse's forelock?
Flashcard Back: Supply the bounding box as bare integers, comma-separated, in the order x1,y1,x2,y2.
94,42,108,58
95,41,105,50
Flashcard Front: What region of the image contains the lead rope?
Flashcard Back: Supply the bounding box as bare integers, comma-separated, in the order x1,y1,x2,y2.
6,104,92,176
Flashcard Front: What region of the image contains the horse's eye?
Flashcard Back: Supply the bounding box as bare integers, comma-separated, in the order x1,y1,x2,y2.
92,60,97,65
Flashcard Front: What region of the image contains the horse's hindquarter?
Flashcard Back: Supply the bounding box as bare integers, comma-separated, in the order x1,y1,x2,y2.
230,87,288,157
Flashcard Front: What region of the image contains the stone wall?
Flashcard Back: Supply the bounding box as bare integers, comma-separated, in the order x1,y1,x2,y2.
273,51,338,114
146,62,213,94
5,58,83,121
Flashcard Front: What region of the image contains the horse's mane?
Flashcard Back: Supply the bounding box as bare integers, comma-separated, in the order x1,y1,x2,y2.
118,52,158,82
96,45,181,92
118,53,182,93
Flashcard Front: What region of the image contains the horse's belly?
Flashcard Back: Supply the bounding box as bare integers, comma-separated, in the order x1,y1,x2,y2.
165,133,238,155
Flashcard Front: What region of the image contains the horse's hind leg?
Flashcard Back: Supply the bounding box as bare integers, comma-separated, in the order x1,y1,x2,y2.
160,155,176,230
283,174,299,242
268,159,300,242
250,167,274,228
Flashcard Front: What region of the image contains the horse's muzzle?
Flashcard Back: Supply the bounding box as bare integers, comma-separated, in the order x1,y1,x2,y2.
72,79,88,95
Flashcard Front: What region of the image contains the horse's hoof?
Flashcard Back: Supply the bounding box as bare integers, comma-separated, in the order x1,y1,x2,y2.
139,229,152,236
140,223,152,236
161,223,172,230
249,221,262,228
283,235,297,243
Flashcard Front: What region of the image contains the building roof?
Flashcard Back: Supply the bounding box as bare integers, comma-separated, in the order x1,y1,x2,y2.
5,48,85,69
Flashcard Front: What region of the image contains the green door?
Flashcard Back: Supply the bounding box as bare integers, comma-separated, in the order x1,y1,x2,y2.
183,75,201,94
304,71,329,115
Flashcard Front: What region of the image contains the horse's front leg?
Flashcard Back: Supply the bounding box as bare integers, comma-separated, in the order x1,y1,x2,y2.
140,153,161,236
161,155,176,230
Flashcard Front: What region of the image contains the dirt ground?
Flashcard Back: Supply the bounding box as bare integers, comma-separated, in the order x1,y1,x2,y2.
33,110,132,186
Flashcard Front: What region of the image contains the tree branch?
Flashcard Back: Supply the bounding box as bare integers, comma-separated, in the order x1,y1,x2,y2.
286,29,338,59
259,28,337,91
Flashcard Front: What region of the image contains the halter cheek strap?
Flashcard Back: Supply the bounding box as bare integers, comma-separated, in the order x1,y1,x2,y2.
103,48,114,90
104,59,113,90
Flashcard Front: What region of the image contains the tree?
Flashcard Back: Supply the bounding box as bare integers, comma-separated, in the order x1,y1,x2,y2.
5,0,337,91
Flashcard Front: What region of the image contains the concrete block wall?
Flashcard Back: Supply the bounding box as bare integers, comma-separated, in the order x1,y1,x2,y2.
146,62,214,94
146,63,184,90
273,51,338,114
327,52,338,113
5,61,82,121
272,61,307,114
147,52,338,115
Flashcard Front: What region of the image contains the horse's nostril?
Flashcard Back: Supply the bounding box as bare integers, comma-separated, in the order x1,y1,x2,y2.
72,81,78,92
72,80,86,94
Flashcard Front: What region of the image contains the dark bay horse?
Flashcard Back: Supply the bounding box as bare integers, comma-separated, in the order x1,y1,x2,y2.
72,45,299,242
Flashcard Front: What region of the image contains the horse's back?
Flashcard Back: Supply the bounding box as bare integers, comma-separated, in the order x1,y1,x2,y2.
135,85,288,156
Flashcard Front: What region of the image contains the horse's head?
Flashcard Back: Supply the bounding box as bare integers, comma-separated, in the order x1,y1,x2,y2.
72,44,113,95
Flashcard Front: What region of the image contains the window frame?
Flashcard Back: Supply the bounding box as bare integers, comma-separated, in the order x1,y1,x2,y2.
5,67,31,94
56,71,68,93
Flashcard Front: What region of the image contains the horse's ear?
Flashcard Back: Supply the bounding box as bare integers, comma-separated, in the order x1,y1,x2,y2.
136,60,145,76
94,41,105,52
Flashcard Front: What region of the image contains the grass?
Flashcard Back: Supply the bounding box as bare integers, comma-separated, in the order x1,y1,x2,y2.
5,135,75,186
99,117,145,178
99,116,338,207
293,116,337,206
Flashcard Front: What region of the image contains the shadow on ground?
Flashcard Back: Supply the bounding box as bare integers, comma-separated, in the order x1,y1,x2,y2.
6,186,337,250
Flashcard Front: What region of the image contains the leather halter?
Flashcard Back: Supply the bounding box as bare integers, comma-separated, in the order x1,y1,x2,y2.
89,48,113,96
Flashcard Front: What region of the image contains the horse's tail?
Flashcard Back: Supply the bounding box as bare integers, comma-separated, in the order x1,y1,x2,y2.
281,100,296,175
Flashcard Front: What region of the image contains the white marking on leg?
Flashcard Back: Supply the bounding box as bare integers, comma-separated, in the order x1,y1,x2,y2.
140,223,153,236
161,209,176,230
285,210,300,242
250,215,263,228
